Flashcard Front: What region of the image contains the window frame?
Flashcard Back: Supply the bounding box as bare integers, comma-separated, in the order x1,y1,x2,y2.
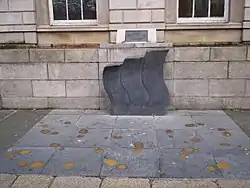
48,0,98,26
177,0,229,24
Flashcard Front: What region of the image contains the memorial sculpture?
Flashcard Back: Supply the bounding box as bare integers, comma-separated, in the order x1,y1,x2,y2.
103,50,170,115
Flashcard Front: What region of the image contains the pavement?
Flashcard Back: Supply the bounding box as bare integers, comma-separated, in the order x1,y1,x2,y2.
0,110,250,187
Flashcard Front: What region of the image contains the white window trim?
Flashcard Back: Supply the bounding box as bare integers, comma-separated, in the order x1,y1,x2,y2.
48,0,98,26
177,0,229,24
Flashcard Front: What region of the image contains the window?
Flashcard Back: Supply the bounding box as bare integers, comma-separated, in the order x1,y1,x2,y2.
49,0,97,25
178,0,229,23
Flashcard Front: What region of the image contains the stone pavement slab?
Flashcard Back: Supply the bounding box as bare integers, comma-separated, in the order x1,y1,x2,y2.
152,180,218,188
159,149,222,178
217,180,250,188
115,116,154,129
198,128,250,150
0,110,50,154
0,174,17,188
42,148,104,176
0,110,16,122
154,115,196,130
11,175,53,188
101,178,150,188
71,129,113,148
36,114,80,127
101,148,159,178
50,177,101,188
77,115,116,129
15,122,79,147
111,129,157,148
0,147,55,174
191,113,239,130
156,129,211,152
226,110,250,137
213,149,250,179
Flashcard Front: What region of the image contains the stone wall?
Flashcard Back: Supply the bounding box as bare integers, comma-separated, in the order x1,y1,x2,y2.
0,44,250,110
0,0,36,44
244,0,250,41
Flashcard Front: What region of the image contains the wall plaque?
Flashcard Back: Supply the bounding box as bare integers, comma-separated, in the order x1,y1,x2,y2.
125,30,148,42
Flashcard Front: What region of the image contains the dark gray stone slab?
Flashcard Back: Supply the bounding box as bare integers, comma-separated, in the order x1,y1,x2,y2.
100,148,159,178
103,50,170,115
157,129,212,153
160,149,222,178
213,149,250,179
77,115,116,129
197,128,250,151
226,110,250,137
115,116,154,129
0,147,55,174
111,129,157,148
42,148,104,176
0,110,50,154
0,110,15,122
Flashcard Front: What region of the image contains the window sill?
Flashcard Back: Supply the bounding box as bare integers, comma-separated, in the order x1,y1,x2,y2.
165,22,242,30
37,24,109,32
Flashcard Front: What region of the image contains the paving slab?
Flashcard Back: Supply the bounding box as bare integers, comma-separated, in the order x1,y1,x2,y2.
48,110,85,115
77,115,116,129
11,175,53,188
189,110,227,116
198,128,250,151
36,115,80,127
0,110,50,154
191,114,239,130
159,149,222,178
0,110,16,122
42,148,104,176
213,149,250,179
15,124,113,148
15,123,78,147
154,115,197,130
71,129,113,148
217,180,250,188
153,180,218,188
102,178,150,188
0,174,17,188
157,129,211,152
50,177,101,188
101,148,160,178
0,147,55,174
111,129,157,148
115,116,154,129
226,110,250,137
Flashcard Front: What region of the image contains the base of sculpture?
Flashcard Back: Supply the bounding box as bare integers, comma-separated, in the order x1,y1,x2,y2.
103,50,170,116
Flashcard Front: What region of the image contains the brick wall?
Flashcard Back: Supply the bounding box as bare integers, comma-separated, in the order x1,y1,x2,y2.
0,0,36,44
0,44,250,110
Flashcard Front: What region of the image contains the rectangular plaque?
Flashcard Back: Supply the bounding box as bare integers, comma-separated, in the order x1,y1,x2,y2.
125,30,148,42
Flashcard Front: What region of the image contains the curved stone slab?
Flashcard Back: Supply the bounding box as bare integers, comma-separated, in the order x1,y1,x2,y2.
103,65,130,115
142,50,170,114
121,58,149,106
103,50,170,115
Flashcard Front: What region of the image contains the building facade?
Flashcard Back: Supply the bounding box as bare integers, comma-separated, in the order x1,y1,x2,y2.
1,0,250,110
0,0,248,44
